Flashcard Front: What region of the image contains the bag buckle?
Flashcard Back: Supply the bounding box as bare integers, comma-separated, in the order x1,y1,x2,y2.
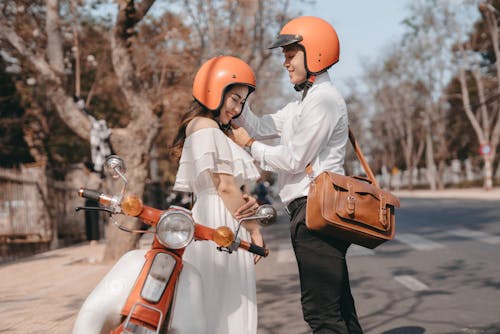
379,193,387,227
347,183,355,216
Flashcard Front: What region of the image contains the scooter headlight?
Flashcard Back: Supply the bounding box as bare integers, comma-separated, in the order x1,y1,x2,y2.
156,209,195,249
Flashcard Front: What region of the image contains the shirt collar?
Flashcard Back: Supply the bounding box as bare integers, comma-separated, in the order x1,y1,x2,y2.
297,71,331,101
310,71,331,88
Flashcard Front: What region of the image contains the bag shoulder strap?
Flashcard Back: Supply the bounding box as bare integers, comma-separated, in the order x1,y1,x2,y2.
306,127,379,188
347,127,379,187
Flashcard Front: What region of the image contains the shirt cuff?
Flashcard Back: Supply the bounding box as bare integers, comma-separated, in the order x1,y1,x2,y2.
250,140,269,170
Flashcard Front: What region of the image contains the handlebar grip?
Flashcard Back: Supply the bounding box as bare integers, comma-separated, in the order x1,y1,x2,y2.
78,188,101,201
239,240,269,257
248,243,269,257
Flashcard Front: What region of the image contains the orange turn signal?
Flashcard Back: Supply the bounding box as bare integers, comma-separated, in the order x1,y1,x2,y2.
213,226,234,247
121,195,143,216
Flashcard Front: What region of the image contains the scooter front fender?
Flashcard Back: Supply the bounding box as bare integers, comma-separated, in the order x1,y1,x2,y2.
72,249,147,334
72,249,207,334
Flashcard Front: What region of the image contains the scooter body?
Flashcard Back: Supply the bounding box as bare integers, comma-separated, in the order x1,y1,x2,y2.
72,155,274,334
72,249,206,334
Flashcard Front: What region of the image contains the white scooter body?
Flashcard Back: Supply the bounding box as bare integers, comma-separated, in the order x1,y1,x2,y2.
72,249,207,334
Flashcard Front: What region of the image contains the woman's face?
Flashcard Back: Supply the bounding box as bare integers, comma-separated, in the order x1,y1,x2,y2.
282,45,307,85
218,85,249,125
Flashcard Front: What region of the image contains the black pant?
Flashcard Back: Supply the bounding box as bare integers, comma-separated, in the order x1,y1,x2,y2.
289,201,363,334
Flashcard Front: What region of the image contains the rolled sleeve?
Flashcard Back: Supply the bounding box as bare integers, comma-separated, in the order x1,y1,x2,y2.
250,140,273,171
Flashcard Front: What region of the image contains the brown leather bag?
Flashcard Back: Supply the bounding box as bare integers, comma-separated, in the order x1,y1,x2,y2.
305,128,400,249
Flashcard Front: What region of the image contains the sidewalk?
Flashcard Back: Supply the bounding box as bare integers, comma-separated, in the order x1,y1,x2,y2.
393,186,500,201
0,241,111,333
1,186,499,333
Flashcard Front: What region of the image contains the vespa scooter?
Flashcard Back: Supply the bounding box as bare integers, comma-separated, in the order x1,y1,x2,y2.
72,155,275,334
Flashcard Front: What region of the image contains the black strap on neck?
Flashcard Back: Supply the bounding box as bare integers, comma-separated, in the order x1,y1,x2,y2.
216,119,232,132
296,75,316,101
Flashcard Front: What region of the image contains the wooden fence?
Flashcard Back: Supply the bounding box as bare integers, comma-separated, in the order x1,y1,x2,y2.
0,165,87,261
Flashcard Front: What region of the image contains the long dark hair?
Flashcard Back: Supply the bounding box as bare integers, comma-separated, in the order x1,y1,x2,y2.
170,100,213,161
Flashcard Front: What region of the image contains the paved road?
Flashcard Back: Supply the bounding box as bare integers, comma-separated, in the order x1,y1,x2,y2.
0,242,110,333
257,197,500,334
1,196,500,333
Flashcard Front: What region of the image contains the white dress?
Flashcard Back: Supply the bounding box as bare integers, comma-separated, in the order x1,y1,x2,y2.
173,128,261,334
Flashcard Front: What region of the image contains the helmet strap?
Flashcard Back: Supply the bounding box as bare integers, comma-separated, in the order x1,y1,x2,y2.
300,75,316,100
216,118,232,133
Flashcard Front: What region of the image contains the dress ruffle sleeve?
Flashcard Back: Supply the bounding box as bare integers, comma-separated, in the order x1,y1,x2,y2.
173,128,260,192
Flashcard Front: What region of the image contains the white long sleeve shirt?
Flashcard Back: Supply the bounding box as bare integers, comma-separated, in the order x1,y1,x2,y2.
233,72,348,205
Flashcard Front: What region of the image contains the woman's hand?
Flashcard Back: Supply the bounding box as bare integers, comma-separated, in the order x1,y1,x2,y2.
231,124,253,148
249,228,265,264
241,219,264,264
237,195,265,264
235,194,259,220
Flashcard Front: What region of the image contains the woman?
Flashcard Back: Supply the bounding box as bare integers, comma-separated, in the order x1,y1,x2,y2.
171,56,263,334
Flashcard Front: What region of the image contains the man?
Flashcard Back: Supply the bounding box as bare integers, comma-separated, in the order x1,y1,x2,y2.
232,16,364,333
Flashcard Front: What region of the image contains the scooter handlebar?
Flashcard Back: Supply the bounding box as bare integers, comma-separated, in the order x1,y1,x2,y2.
78,188,114,207
239,240,269,257
78,188,270,258
78,188,101,201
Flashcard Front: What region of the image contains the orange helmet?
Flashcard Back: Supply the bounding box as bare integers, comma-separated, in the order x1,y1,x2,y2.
269,16,340,74
192,56,256,111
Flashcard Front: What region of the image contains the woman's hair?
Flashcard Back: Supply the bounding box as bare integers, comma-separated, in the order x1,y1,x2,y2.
171,84,244,162
170,100,213,162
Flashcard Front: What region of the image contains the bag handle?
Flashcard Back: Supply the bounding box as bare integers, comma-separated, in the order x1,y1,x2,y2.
306,127,379,188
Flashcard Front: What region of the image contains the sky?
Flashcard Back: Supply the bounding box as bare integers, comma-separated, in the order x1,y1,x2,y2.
295,0,414,91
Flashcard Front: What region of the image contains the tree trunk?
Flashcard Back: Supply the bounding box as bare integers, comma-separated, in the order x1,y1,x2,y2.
102,123,160,262
102,0,160,261
483,154,493,190
437,160,446,190
424,123,437,190
45,0,64,73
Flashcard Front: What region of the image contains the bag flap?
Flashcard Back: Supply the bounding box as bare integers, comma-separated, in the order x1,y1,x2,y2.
326,172,400,207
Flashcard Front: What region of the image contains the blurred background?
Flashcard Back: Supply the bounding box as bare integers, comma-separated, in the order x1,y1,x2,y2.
0,0,499,260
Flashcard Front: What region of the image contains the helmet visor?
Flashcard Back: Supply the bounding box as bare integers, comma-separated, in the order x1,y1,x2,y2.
268,34,303,49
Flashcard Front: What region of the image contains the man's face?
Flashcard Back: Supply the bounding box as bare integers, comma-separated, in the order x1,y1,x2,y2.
282,45,307,85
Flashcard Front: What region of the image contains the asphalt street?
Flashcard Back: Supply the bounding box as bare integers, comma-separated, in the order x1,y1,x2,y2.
257,197,500,334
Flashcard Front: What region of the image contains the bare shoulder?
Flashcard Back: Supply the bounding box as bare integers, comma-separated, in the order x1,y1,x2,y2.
186,117,218,136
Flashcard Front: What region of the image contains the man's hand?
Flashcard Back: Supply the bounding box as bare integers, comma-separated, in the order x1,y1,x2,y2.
231,124,253,147
235,194,259,219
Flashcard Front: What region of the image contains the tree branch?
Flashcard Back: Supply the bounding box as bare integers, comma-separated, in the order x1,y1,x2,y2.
112,1,156,121
0,22,91,140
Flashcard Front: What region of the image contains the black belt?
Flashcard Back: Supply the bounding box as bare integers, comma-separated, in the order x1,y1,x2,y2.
285,196,307,218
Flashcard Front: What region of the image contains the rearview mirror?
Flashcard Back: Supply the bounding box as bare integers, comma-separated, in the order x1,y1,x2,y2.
105,155,126,178
255,204,277,226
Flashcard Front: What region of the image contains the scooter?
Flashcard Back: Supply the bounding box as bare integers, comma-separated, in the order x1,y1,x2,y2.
72,155,276,334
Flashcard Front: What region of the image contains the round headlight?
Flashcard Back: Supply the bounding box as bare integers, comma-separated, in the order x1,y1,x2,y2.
156,210,195,249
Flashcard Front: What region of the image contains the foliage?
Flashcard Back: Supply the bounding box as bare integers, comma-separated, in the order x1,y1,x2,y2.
0,58,33,167
0,0,295,183
355,0,500,189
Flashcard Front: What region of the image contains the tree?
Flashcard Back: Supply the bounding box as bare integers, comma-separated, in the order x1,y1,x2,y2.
0,0,297,260
364,48,426,190
452,0,500,189
400,0,461,190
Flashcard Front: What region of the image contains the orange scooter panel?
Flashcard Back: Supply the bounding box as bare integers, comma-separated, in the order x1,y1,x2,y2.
111,248,184,333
